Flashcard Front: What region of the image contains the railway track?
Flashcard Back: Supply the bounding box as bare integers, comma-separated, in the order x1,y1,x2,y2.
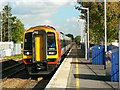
1,61,26,81
1,60,36,89
1,46,72,89
1,60,61,89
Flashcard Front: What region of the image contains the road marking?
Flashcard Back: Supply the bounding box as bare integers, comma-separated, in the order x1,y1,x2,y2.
76,57,80,89
37,77,43,81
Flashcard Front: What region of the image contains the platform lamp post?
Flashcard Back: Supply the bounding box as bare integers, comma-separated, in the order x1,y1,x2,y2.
104,0,107,70
104,0,107,53
79,7,89,60
78,19,84,44
0,9,2,42
118,20,120,89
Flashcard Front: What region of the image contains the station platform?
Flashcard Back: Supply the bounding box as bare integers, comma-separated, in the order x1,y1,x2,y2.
45,45,119,90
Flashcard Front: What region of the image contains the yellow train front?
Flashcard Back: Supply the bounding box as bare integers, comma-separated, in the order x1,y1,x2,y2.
22,25,72,75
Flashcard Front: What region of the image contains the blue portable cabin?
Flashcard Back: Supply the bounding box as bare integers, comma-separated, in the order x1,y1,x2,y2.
92,45,105,65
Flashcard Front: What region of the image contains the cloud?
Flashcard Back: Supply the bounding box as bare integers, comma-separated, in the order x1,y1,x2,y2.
8,1,78,28
64,17,86,36
12,2,58,16
66,17,79,22
0,0,85,36
0,1,63,28
0,1,77,23
78,19,85,23
43,20,51,24
46,0,77,6
1,0,73,17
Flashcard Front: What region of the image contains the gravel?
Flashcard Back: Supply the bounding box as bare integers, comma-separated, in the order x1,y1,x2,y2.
2,78,38,89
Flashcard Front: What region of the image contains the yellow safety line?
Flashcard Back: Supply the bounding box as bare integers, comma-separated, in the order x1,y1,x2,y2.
37,77,43,81
76,57,80,89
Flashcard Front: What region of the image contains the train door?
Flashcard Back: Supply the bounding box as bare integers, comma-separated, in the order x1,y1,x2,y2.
32,30,46,63
35,34,44,62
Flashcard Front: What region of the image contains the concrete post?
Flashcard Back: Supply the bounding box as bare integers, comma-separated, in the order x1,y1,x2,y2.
0,10,2,42
119,20,120,89
85,33,88,60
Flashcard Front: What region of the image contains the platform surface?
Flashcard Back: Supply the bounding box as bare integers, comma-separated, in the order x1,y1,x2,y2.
45,45,119,90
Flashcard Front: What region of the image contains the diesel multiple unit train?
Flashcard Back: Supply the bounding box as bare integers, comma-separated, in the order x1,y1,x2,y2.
22,25,72,75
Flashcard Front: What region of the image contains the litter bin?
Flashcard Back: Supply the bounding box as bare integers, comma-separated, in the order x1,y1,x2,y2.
81,43,85,51
106,48,119,82
92,45,105,65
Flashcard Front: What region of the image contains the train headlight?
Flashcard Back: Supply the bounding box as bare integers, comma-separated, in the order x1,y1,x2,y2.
48,51,57,55
49,52,55,55
26,52,30,55
24,50,32,55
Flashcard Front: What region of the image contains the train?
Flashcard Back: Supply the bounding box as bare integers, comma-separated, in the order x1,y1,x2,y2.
22,25,72,75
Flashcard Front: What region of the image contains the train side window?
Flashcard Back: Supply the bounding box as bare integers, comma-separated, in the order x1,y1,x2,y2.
63,40,66,47
60,40,64,48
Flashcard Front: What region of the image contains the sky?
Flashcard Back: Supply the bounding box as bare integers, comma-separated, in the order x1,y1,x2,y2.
0,0,86,37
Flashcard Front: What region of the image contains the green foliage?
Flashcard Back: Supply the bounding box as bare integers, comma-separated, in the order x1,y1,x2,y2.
11,19,25,43
1,5,25,43
76,2,120,44
2,5,12,41
5,54,22,60
65,33,74,41
75,36,81,45
106,2,120,42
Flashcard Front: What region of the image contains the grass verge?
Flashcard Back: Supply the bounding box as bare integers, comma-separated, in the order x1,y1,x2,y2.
4,54,22,60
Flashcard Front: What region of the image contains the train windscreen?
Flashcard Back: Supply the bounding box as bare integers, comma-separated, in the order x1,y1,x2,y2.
24,32,32,50
47,32,57,55
47,32,56,51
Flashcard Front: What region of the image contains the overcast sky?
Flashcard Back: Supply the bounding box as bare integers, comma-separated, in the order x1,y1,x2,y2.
0,0,85,37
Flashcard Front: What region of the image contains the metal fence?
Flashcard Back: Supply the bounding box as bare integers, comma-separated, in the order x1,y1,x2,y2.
0,42,22,57
12,43,22,55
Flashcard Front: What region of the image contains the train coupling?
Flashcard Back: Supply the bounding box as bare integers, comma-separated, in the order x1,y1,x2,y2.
36,62,47,71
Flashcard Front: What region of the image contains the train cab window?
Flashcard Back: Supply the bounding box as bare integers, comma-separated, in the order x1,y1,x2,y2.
24,32,32,50
47,32,57,55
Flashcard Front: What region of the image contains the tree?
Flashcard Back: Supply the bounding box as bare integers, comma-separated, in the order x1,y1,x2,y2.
1,5,25,43
75,36,81,45
11,19,25,43
2,5,13,41
76,2,120,44
106,2,120,42
66,33,74,41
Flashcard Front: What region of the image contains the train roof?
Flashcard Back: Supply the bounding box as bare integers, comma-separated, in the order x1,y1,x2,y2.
26,25,71,40
59,32,72,40
27,25,56,31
